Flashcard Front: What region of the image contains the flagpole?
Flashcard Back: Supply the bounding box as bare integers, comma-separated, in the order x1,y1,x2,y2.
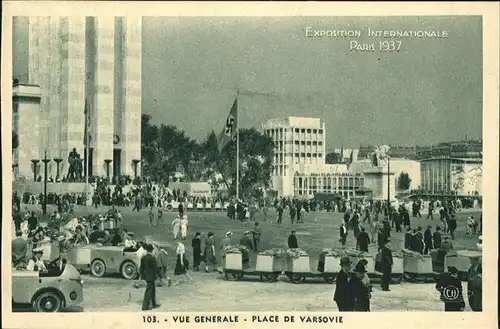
236,90,240,203
84,98,89,206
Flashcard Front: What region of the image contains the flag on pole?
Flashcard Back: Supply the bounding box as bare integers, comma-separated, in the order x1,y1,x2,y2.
347,150,354,170
217,98,238,152
83,98,91,146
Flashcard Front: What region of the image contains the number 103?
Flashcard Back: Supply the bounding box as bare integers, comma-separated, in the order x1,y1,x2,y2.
380,41,402,52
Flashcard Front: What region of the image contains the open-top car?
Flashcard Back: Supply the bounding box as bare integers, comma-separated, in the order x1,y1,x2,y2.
65,244,142,280
12,262,83,312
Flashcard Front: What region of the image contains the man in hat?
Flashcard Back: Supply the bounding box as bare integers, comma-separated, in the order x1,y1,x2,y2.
239,231,253,267
240,231,254,252
357,227,370,253
441,235,453,251
89,225,106,244
333,256,354,311
351,260,372,312
26,247,48,273
74,225,89,245
277,204,284,224
380,238,393,291
423,225,433,255
288,230,298,248
404,227,412,249
435,266,465,312
12,231,28,268
467,255,482,311
252,222,262,251
191,232,203,271
220,231,233,264
140,244,160,311
339,221,348,248
433,226,442,249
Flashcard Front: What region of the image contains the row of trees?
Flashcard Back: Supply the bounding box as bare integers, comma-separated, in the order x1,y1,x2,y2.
141,114,275,199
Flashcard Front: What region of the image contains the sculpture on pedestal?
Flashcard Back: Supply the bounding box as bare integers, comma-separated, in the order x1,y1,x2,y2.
371,145,390,167
67,148,83,181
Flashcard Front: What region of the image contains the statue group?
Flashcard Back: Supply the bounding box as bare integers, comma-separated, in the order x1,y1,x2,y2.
67,148,84,181
371,145,390,167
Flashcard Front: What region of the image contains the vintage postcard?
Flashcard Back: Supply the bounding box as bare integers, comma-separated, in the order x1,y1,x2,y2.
2,2,498,329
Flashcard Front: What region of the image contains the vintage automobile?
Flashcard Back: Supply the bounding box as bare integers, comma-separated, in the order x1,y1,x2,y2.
65,244,142,280
12,262,83,312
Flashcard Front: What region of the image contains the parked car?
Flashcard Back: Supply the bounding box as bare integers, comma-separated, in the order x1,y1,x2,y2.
65,244,141,280
12,262,83,312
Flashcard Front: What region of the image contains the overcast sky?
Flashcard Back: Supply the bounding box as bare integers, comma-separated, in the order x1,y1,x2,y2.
13,16,482,150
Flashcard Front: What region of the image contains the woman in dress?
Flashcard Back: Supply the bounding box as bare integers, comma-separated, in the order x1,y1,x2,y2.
180,214,189,240
204,232,217,272
171,215,181,240
173,241,192,285
350,260,372,311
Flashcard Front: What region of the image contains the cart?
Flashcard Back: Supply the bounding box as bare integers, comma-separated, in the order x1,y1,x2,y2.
445,250,480,281
402,254,436,282
223,253,284,282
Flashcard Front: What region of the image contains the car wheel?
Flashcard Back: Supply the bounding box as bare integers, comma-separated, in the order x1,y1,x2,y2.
121,261,138,280
33,291,63,312
91,259,106,277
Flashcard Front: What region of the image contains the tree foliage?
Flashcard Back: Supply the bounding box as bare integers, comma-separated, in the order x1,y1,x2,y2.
141,114,274,198
325,152,341,164
397,172,412,190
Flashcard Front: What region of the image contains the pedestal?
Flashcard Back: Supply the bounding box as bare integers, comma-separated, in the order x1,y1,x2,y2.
363,166,396,201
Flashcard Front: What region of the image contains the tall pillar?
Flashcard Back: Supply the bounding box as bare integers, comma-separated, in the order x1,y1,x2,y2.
60,17,86,179
13,85,41,179
120,17,142,176
93,17,115,177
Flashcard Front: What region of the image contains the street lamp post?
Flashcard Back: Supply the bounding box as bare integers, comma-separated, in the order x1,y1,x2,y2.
387,157,391,214
41,150,51,215
54,158,63,180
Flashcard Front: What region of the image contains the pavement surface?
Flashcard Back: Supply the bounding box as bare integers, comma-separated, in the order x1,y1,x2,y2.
12,204,481,312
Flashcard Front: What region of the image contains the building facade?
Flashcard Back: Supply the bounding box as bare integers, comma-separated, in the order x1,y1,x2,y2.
262,117,326,196
17,16,142,180
418,141,482,195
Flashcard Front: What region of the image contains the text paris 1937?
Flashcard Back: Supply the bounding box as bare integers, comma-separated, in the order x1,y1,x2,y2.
349,40,403,52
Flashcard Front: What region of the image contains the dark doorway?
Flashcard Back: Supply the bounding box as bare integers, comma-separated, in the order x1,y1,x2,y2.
113,149,122,177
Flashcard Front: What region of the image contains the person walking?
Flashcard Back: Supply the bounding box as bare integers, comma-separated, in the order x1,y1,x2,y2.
287,230,298,248
180,214,189,240
357,227,370,252
171,215,181,240
467,255,482,311
277,205,283,224
148,206,155,226
252,222,262,251
380,238,393,292
220,231,233,265
436,266,465,312
423,225,434,255
340,222,348,248
433,226,442,249
140,244,160,311
204,232,217,272
351,260,372,312
333,257,354,311
427,201,434,220
173,241,193,285
191,232,202,271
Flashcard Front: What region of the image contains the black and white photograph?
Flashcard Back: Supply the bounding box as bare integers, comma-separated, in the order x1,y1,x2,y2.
2,2,498,329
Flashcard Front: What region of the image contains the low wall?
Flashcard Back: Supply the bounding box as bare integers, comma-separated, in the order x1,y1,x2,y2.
12,181,94,195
